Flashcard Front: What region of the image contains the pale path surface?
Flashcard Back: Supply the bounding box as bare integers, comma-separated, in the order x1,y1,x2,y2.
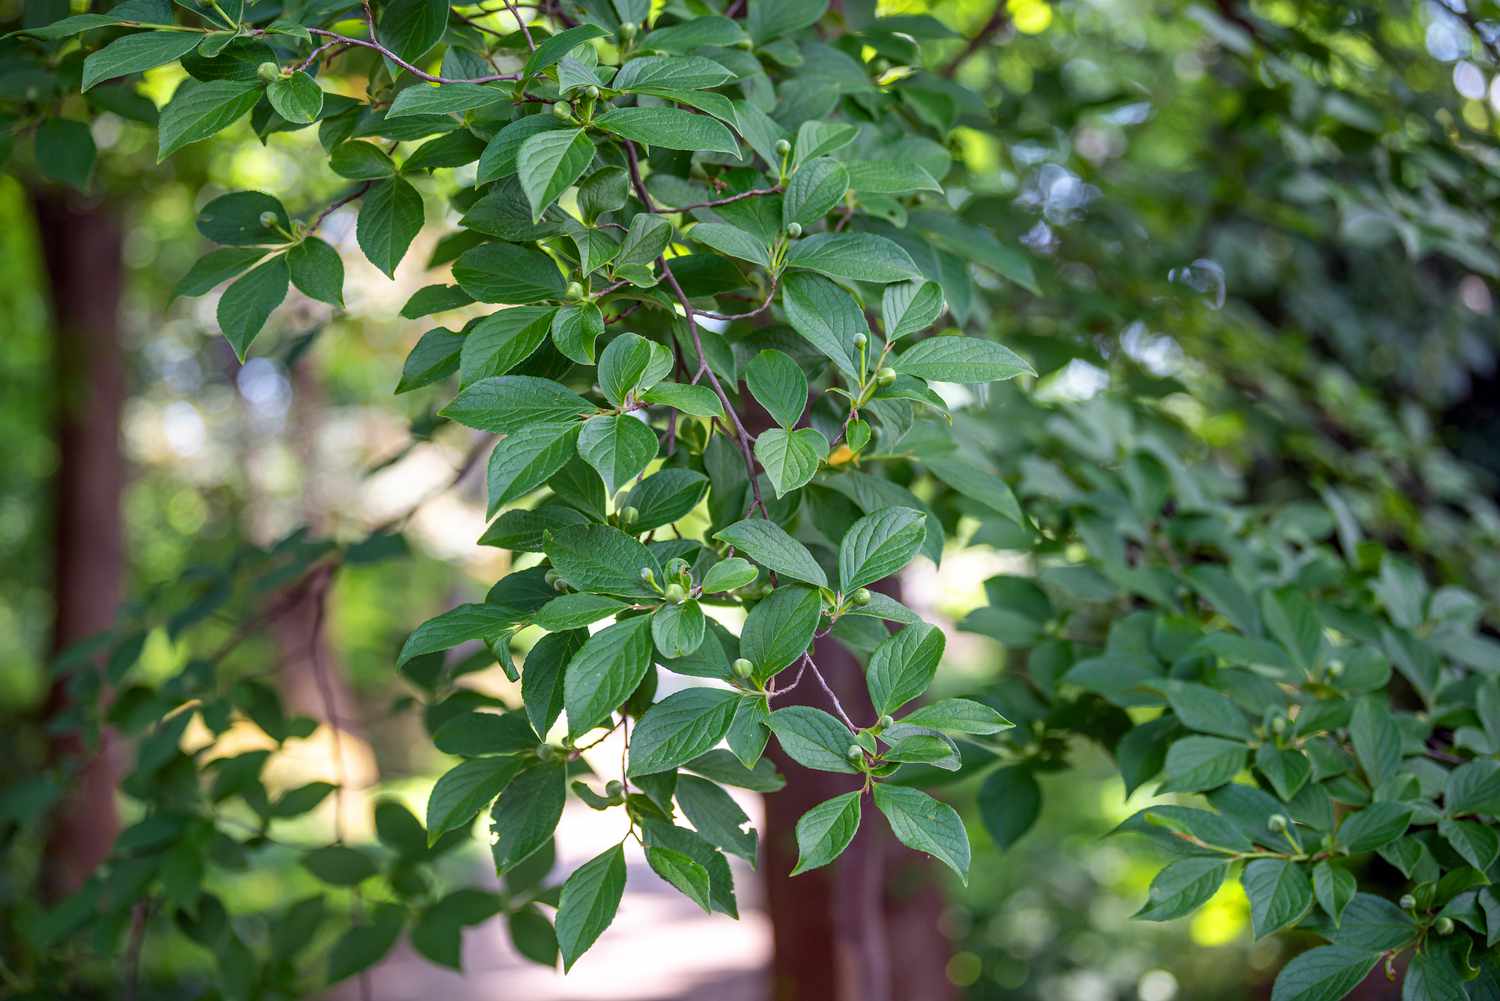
330,789,771,1001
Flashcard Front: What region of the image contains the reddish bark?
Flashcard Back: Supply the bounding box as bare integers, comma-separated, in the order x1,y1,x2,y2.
32,191,127,900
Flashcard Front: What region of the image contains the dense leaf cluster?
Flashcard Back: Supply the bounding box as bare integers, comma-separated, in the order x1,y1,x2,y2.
4,1,1500,999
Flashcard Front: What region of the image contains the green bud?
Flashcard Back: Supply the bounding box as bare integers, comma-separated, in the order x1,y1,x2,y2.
1271,715,1287,736
785,221,802,239
876,367,897,387
552,101,572,120
733,657,753,678
620,506,639,527
872,58,891,74
852,587,873,606
605,779,624,798
735,38,754,50
664,582,687,603
1435,917,1454,935
774,138,791,157
1326,661,1344,679
877,714,894,730
845,744,863,761
585,84,600,99
852,332,867,349
639,565,656,584
256,61,280,83
565,281,585,300
665,557,690,579
619,21,637,39
1399,894,1417,911
1267,813,1288,832
258,211,279,229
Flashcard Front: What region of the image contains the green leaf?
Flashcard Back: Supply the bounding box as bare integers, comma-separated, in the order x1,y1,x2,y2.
443,375,595,434
174,247,266,297
613,54,734,93
1255,744,1312,801
746,349,807,430
597,332,674,407
893,335,1035,383
485,423,580,514
923,455,1025,525
628,688,739,777
899,698,1012,735
714,519,827,587
377,0,448,64
1447,760,1500,815
287,237,343,306
689,222,771,268
158,79,263,161
701,557,757,594
645,846,711,913
477,115,573,183
1158,736,1246,794
650,600,706,659
978,765,1041,849
544,524,662,599
302,845,377,885
397,602,514,666
563,615,654,736
768,706,857,773
266,70,323,124
781,272,864,379
741,585,822,682
577,413,659,495
217,254,288,360
387,82,507,118
507,906,558,967
791,791,861,875
517,128,594,221
614,213,674,272
357,177,424,278
535,593,627,632
594,107,739,155
747,0,829,42
675,775,757,864
452,242,565,303
197,191,289,245
1134,857,1227,921
1160,680,1252,740
83,30,203,91
490,761,566,872
623,469,709,531
459,307,556,385
1312,861,1356,927
1242,859,1314,939
550,302,605,365
785,233,920,284
872,784,970,884
1269,946,1379,1001
577,165,629,223
783,157,850,229
865,623,945,716
881,280,945,340
642,381,723,418
432,710,537,756
754,427,827,498
838,506,926,592
522,630,583,738
555,844,626,971
523,23,609,79
425,756,524,839
1439,817,1500,871
1262,587,1322,673
640,16,748,52
684,749,786,792
327,905,405,983
1337,802,1412,853
846,160,942,195
1349,699,1402,786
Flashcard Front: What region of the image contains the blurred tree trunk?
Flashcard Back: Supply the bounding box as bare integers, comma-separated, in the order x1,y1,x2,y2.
33,191,127,899
761,580,955,1001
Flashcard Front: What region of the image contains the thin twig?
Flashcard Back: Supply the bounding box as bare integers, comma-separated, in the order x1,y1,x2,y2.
502,0,535,50
698,280,777,321
672,185,781,211
941,6,1008,78
305,27,522,83
307,181,373,231
800,654,859,731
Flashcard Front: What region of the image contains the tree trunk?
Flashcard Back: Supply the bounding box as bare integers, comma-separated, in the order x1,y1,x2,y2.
32,190,127,900
761,580,955,1001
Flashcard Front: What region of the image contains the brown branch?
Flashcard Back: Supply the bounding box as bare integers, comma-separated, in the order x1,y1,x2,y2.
941,6,1007,78
305,27,522,83
671,185,782,212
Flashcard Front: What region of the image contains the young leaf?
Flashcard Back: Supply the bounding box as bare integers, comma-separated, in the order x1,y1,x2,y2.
783,157,849,229
881,280,945,340
838,507,926,593
714,519,827,587
425,756,524,840
865,623,945,717
893,336,1035,383
872,784,970,884
490,761,566,873
754,427,827,498
645,846,712,913
217,254,289,360
287,237,344,306
1242,859,1314,939
746,349,808,430
516,127,594,221
357,177,424,278
563,615,655,736
577,413,659,495
593,106,739,155
266,70,323,124
740,585,822,682
82,30,204,91
555,844,627,971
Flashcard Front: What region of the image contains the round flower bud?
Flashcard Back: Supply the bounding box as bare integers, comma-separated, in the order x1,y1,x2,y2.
733,657,754,678
852,587,873,606
1271,715,1287,736
876,367,897,386
1267,813,1288,832
639,565,655,583
785,222,802,238
256,61,281,83
585,85,600,99
565,281,585,300
852,332,868,349
735,38,754,50
774,138,791,157
665,557,690,579
1399,894,1417,911
552,101,572,120
619,506,639,527
1435,917,1454,935
1326,661,1344,679
259,211,280,229
664,582,687,603
878,714,894,730
845,744,863,761
619,21,637,39
605,779,624,798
